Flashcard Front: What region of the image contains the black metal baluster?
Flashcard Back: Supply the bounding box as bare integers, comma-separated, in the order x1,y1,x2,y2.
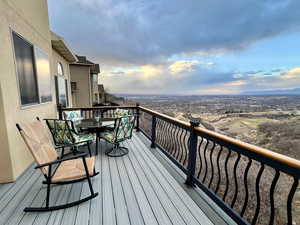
173,125,180,160
156,119,162,146
269,169,280,225
223,149,231,201
165,122,172,153
202,140,210,183
215,146,223,194
180,130,189,164
182,129,190,165
241,157,252,217
170,125,177,156
208,143,216,188
287,177,299,225
150,115,156,148
163,121,168,151
179,129,187,162
231,153,241,208
197,138,205,178
176,128,184,162
251,163,265,225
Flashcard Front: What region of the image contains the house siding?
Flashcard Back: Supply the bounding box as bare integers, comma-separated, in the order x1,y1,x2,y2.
0,0,57,182
70,65,91,107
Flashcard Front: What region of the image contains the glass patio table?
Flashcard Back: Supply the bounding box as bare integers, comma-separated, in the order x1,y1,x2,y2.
76,118,115,155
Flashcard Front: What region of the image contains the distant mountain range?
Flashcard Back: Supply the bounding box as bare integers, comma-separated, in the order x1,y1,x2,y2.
242,88,300,95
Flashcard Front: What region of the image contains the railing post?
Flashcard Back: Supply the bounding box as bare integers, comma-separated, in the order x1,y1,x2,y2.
151,115,156,148
57,104,63,120
136,103,140,132
185,118,200,187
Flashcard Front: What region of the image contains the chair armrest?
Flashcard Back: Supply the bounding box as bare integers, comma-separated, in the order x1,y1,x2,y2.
35,153,88,169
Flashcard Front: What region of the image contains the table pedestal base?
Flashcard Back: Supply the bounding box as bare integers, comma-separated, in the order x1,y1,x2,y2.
105,145,128,157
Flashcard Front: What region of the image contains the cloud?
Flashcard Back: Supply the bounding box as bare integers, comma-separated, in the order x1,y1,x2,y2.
232,74,244,79
281,67,300,80
48,0,300,95
48,0,300,66
100,64,300,95
168,60,212,74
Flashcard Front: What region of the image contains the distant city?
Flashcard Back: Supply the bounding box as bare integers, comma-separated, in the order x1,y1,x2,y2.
120,94,300,160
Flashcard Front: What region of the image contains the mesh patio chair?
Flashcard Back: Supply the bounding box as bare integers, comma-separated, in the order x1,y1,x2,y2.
16,119,98,212
45,119,94,157
100,115,135,157
63,110,84,133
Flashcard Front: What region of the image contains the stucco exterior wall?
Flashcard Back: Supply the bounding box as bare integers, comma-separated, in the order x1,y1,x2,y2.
70,65,91,107
0,0,57,182
51,49,73,106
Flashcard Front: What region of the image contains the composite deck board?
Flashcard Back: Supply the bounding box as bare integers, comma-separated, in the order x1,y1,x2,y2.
126,140,187,225
128,138,209,225
0,132,215,225
133,134,215,225
116,156,145,225
89,151,102,225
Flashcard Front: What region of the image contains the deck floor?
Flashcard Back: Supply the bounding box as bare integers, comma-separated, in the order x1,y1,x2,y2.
0,133,214,225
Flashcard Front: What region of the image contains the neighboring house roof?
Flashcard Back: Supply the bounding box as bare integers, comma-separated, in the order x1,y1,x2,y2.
71,55,100,74
51,32,77,63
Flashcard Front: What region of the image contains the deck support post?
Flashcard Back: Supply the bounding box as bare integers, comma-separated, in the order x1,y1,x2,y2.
151,115,157,148
136,103,140,132
185,119,200,187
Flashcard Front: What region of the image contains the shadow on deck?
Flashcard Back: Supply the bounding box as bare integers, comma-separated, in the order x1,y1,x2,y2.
0,132,234,225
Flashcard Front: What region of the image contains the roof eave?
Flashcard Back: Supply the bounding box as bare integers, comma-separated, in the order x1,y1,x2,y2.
51,32,77,63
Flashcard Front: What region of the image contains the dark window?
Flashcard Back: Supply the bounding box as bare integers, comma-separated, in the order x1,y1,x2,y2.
71,82,77,93
55,76,68,107
12,32,39,105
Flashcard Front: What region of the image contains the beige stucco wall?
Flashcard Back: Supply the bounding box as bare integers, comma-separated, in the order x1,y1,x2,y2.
0,0,57,182
51,49,73,107
0,85,14,182
70,65,91,107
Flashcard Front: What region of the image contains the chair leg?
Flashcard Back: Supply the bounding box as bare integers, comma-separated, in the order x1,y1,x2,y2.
95,135,99,155
46,181,51,208
82,157,95,195
87,142,92,156
60,147,65,158
24,193,98,212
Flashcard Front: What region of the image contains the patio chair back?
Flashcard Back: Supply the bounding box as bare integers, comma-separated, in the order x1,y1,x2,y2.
63,110,82,121
45,119,76,146
114,116,135,143
17,120,58,174
63,110,82,133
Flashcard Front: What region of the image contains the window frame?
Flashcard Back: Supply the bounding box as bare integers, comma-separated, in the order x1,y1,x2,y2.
55,75,69,108
11,30,53,109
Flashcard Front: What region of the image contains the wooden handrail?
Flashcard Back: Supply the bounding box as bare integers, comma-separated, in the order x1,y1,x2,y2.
61,105,136,111
138,106,190,128
194,126,300,170
138,106,300,170
60,105,300,170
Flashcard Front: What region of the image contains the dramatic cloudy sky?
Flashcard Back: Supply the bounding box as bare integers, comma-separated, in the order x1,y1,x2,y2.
48,0,300,95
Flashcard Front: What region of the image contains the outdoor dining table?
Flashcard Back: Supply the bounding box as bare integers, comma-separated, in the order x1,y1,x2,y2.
76,118,115,155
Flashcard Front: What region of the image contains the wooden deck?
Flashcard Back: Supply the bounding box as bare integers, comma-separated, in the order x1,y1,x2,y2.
0,132,223,225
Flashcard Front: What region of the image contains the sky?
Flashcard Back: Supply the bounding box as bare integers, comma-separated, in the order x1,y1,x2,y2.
48,0,300,95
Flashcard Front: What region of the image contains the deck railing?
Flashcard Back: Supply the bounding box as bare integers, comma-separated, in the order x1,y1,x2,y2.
59,105,300,225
